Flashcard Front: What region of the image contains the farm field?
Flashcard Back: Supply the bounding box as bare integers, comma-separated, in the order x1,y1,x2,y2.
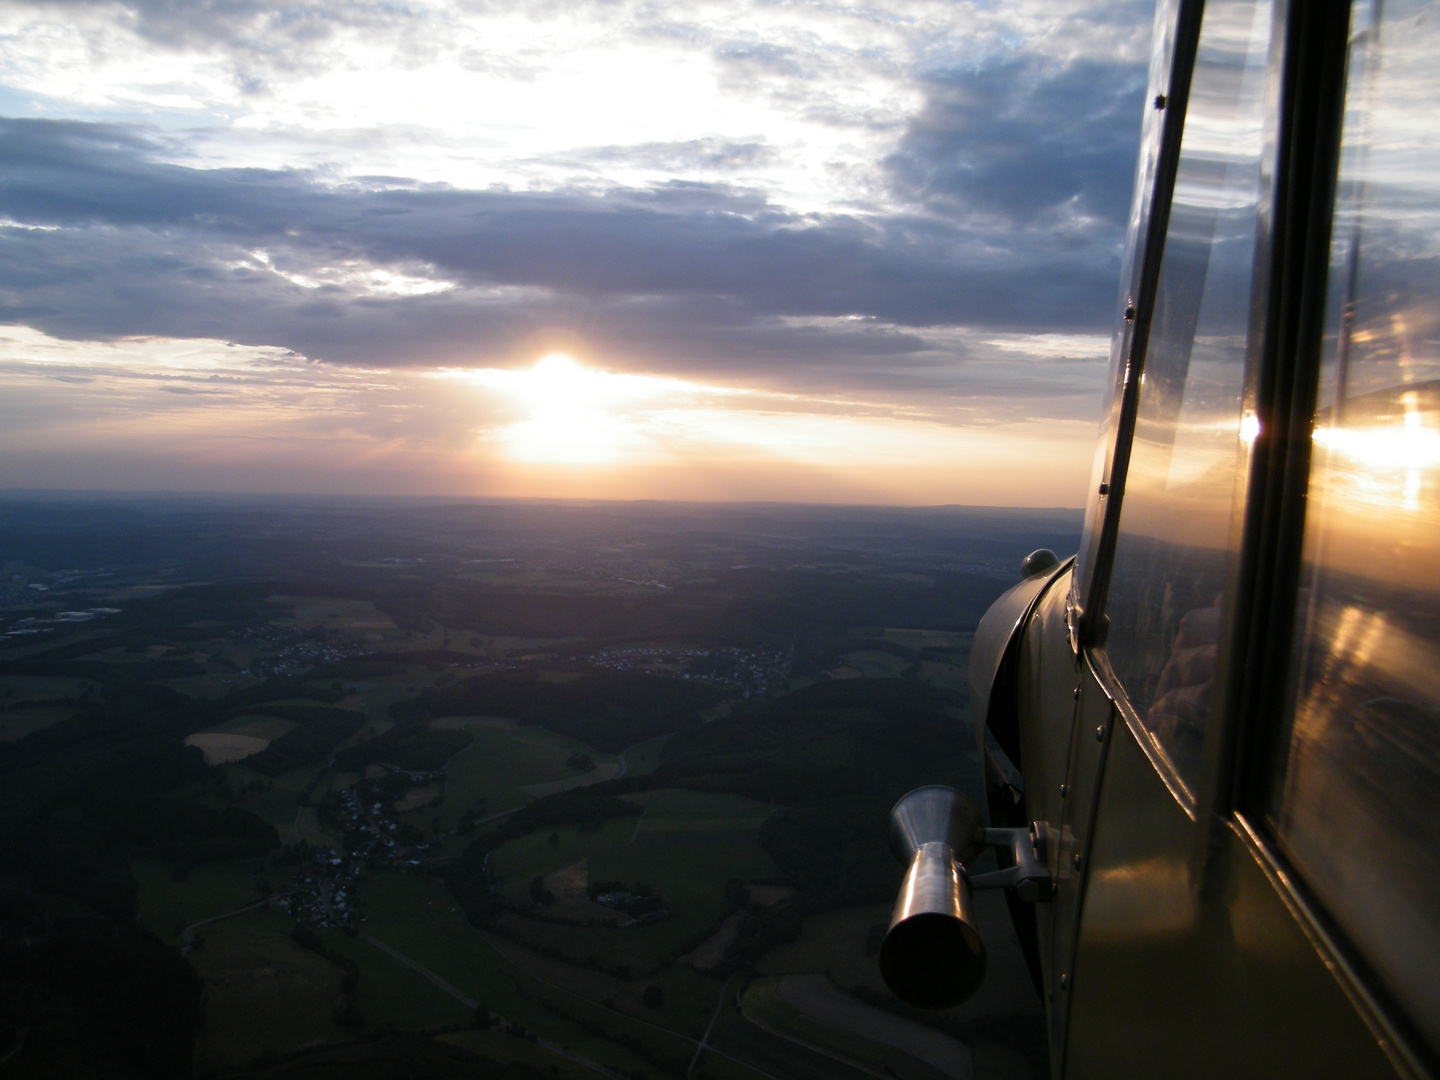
756,903,893,994
0,672,94,703
439,1029,600,1080
411,717,619,830
741,975,958,1080
186,910,354,1073
185,731,270,764
319,931,473,1032
620,731,672,776
332,870,734,1070
133,857,264,944
488,788,780,975
0,704,74,740
267,595,400,635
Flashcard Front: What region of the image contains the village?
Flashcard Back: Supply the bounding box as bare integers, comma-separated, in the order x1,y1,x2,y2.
275,779,441,931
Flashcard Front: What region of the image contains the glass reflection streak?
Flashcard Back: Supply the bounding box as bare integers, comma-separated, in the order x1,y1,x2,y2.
1102,0,1274,792
1277,0,1440,1054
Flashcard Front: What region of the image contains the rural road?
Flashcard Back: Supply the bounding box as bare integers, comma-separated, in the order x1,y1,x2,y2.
357,932,629,1080
180,898,270,951
358,932,477,1008
687,973,734,1076
476,932,784,1080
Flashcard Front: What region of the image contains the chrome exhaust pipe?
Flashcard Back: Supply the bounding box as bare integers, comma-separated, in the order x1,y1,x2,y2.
879,785,987,1008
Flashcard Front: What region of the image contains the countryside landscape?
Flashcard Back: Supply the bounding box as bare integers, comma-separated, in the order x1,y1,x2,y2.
0,495,1078,1080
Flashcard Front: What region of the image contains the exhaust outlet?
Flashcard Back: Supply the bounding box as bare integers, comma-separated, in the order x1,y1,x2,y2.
879,786,987,1009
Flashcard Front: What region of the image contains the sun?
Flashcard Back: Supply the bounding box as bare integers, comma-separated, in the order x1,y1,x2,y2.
446,353,674,465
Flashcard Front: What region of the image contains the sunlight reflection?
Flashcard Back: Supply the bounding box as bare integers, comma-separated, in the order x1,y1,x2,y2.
1314,391,1440,512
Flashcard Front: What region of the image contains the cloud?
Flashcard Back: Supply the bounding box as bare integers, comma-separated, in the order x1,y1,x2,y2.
556,138,779,175
0,115,1124,398
0,322,1101,504
14,0,420,59
886,54,1149,230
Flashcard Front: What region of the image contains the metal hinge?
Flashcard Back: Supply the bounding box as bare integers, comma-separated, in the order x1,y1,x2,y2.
968,822,1053,902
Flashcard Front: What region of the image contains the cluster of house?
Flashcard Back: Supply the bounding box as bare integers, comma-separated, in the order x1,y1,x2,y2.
335,786,436,867
277,848,363,930
236,623,370,678
277,788,438,929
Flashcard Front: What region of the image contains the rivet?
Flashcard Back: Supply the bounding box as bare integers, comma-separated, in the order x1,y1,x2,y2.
1060,973,1070,991
1154,94,1167,109
1060,783,1068,798
1095,724,1105,742
1072,853,1083,872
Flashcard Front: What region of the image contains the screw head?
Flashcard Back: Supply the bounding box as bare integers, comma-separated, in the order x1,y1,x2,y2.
1072,852,1083,872
1060,784,1068,798
1059,973,1070,991
1096,724,1106,742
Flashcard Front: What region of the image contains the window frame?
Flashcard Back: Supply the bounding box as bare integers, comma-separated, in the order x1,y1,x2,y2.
1222,1,1440,1069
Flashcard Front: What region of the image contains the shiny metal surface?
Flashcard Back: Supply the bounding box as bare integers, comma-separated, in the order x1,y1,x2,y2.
1267,0,1440,1054
887,784,984,866
1103,0,1277,795
880,841,986,1009
1021,548,1060,579
969,557,1072,775
882,788,987,1008
1063,703,1401,1080
970,824,1053,902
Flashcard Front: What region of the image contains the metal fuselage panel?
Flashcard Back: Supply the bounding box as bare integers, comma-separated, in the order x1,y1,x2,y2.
1011,568,1410,1078
1064,716,1402,1079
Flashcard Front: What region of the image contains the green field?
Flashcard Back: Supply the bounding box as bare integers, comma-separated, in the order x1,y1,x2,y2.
756,903,892,993
0,673,94,702
828,650,914,678
439,1030,599,1079
133,857,264,943
410,718,618,831
332,871,717,1074
186,909,355,1073
268,595,399,634
620,732,673,776
0,704,74,740
320,932,473,1032
739,976,905,1077
488,788,780,976
240,785,302,826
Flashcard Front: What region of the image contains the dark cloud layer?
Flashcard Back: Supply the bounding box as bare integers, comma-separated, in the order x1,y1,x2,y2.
19,0,410,53
888,54,1149,230
0,63,1142,385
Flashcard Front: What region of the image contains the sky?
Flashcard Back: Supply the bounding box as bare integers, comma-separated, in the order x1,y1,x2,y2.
0,0,1155,506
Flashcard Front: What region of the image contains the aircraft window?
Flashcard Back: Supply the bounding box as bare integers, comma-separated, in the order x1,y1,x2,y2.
1267,0,1440,1053
1102,0,1275,791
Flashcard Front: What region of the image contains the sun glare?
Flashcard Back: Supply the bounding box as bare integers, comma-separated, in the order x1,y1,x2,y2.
438,353,723,465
